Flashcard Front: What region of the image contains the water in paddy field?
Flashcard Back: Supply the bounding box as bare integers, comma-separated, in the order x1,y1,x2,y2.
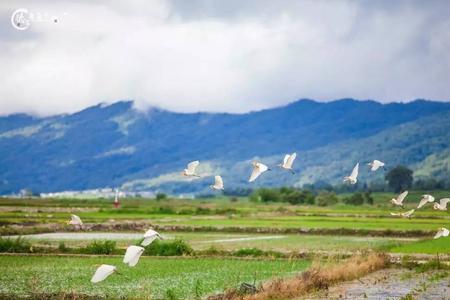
10,232,144,240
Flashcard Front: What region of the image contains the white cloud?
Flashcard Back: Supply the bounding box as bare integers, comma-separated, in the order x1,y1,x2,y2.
0,0,449,116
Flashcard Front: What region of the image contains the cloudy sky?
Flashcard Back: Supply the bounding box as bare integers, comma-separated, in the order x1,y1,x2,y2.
0,0,449,116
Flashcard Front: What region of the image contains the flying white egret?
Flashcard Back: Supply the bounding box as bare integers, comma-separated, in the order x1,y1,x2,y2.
210,175,224,190
278,153,296,174
248,161,270,182
390,209,415,218
91,264,118,283
343,163,359,184
141,229,163,246
391,191,408,207
123,245,145,267
68,214,83,229
433,198,450,211
368,160,385,171
434,227,449,239
182,161,200,177
417,194,435,209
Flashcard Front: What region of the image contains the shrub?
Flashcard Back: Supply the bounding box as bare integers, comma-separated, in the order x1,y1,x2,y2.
413,178,445,190
81,240,117,255
343,192,364,205
233,248,284,258
155,193,167,201
58,242,69,253
343,192,374,205
315,191,338,206
280,188,315,205
201,245,221,256
214,208,238,215
364,192,374,205
0,237,32,253
143,239,193,256
195,207,212,215
178,208,195,215
157,206,176,214
250,188,281,203
385,165,413,192
250,187,315,204
223,188,253,197
234,248,265,257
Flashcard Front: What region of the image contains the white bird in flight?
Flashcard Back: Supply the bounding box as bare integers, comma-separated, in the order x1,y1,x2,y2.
141,229,163,246
248,161,270,182
343,163,359,184
433,198,450,211
368,160,385,171
123,245,145,267
182,161,200,177
210,175,224,190
390,209,415,218
417,194,435,209
391,191,408,207
91,264,118,283
278,153,296,174
68,214,83,229
434,227,449,239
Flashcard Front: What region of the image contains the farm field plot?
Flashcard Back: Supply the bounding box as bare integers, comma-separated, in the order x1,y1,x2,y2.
1,192,450,222
1,210,449,233
0,255,311,299
151,215,450,231
389,237,450,254
14,231,418,253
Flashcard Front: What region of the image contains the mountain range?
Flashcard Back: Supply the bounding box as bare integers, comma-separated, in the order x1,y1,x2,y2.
1,99,449,194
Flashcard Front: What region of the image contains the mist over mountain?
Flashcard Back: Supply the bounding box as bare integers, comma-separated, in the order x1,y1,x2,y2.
1,99,449,194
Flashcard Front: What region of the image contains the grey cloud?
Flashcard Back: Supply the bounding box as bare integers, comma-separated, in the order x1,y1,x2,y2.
0,0,449,116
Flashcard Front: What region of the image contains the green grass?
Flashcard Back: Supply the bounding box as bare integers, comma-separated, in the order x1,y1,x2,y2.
1,210,448,232
2,190,450,217
389,237,450,254
0,255,310,299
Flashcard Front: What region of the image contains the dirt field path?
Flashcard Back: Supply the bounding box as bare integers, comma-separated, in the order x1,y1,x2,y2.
303,268,450,299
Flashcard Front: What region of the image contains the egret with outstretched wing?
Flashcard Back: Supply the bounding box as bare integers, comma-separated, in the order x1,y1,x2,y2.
434,227,449,239
68,214,83,229
390,209,415,218
182,161,200,177
391,191,408,206
249,161,270,182
433,198,450,211
343,163,359,184
141,229,163,246
91,264,117,283
123,245,145,267
278,153,296,174
210,175,224,190
368,160,385,171
417,194,435,209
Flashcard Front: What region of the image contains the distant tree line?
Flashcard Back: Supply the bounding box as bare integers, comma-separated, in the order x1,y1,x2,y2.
222,165,449,199
306,165,449,193
248,187,374,206
19,165,448,200
249,187,315,205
